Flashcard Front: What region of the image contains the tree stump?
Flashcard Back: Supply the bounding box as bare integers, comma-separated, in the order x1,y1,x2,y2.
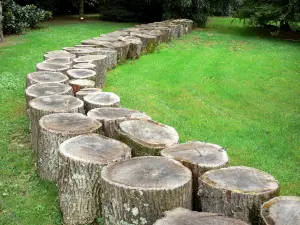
37,113,101,181
119,36,142,59
73,63,96,70
81,39,111,46
26,71,69,88
69,79,96,94
93,36,119,42
75,88,102,101
75,44,97,48
115,118,179,156
153,26,172,42
25,83,73,110
101,156,192,225
130,32,157,53
102,41,130,63
44,50,76,60
36,62,70,74
83,92,120,112
198,166,280,224
153,207,249,225
58,134,131,225
161,141,229,210
172,19,193,34
261,196,300,225
29,95,84,152
87,108,151,138
44,57,73,66
141,30,163,43
104,31,129,37
71,49,96,57
66,69,98,86
63,47,82,53
91,48,118,70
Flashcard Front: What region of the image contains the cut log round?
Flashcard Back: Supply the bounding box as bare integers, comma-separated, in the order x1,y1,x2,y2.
25,83,73,110
36,62,70,74
69,79,96,94
66,69,98,86
153,26,172,42
29,95,84,152
91,48,118,70
63,47,82,53
93,36,119,42
75,88,102,101
44,50,76,60
130,32,156,53
115,118,179,156
141,29,163,43
153,207,249,225
37,113,101,181
161,141,229,210
102,41,130,63
198,166,280,224
101,156,192,225
26,71,69,88
261,196,300,225
83,92,120,112
75,44,97,48
87,107,151,138
81,39,111,47
104,31,130,37
44,57,73,65
73,63,96,70
58,134,131,225
119,36,142,59
72,49,96,57
172,19,193,34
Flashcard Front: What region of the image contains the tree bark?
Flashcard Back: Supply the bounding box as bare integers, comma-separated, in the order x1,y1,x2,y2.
58,134,131,225
29,95,84,153
198,166,280,225
87,107,151,138
115,118,179,156
44,50,76,60
66,69,99,86
75,88,102,101
154,207,249,225
261,196,300,225
161,141,229,211
83,92,120,113
26,71,69,88
37,113,101,181
36,62,70,74
101,156,192,225
69,79,96,94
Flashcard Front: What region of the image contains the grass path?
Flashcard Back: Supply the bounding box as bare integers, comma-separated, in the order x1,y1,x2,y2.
0,17,299,224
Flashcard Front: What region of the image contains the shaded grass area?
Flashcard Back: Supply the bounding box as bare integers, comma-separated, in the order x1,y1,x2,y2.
0,16,299,224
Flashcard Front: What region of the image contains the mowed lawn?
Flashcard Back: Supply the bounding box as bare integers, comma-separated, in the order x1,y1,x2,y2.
1,17,299,224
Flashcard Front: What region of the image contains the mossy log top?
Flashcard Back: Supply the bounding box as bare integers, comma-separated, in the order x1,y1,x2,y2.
87,108,150,121
154,208,249,225
44,50,76,60
36,62,70,73
261,196,300,225
73,63,96,70
67,69,96,80
26,71,69,87
44,57,73,65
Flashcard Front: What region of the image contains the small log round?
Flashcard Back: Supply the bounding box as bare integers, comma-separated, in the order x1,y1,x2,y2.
119,36,142,59
75,88,102,101
69,79,96,94
261,196,300,225
36,62,70,74
29,95,84,152
198,166,280,224
115,118,179,156
153,208,249,225
26,71,69,88
44,57,73,65
130,32,156,53
73,63,96,70
83,92,120,112
102,41,130,63
58,134,131,225
161,141,229,210
25,83,73,110
87,107,151,138
44,50,76,60
101,156,192,225
66,69,98,86
37,113,101,181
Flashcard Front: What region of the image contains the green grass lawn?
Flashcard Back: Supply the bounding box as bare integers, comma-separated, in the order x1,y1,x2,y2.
0,17,299,224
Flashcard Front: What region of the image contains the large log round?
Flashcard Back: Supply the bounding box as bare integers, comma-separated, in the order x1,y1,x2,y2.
83,92,120,112
91,48,118,70
161,141,229,210
119,36,142,59
172,19,193,34
102,41,130,63
75,44,97,48
44,50,76,60
69,79,96,94
66,69,98,86
261,196,300,225
44,57,73,66
81,39,111,47
198,166,280,224
29,95,84,152
115,118,179,156
93,36,119,42
36,62,70,74
72,49,96,57
37,113,101,181
73,63,96,70
153,208,249,225
58,134,131,225
26,71,69,88
75,88,102,101
130,32,156,53
101,156,192,225
87,108,151,138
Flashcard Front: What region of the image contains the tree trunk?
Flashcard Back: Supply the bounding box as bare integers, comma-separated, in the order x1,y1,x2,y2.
261,196,300,225
26,71,69,88
87,107,151,138
36,62,70,74
161,141,229,211
198,166,280,225
119,36,143,59
79,0,84,20
101,156,192,225
69,79,96,94
75,88,102,101
29,95,84,152
44,50,76,60
37,113,101,181
115,118,179,156
66,69,98,86
58,134,131,225
83,92,120,113
0,1,4,44
154,207,249,225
